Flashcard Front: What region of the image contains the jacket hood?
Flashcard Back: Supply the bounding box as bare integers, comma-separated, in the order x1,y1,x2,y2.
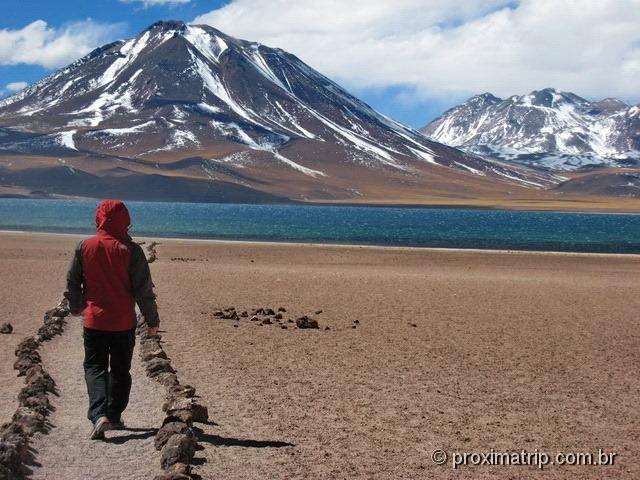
95,199,131,241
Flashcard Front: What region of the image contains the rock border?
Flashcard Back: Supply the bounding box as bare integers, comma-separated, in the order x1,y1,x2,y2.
146,242,158,264
0,301,70,480
136,316,208,480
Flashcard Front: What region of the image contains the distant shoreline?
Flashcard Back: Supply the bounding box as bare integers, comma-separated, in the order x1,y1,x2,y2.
1,229,638,258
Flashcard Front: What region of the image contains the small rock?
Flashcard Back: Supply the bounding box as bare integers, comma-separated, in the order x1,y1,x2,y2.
169,384,196,398
274,313,283,320
146,358,175,377
212,310,223,317
154,421,192,451
160,433,197,469
0,323,12,334
295,316,319,329
277,307,286,312
325,326,331,331
12,407,46,435
13,353,41,376
287,319,294,323
141,348,168,362
353,320,360,324
25,365,55,392
233,324,239,328
155,372,179,387
153,462,192,479
249,316,260,322
281,325,288,329
261,318,272,325
18,383,49,403
315,310,323,315
409,323,417,327
264,308,276,316
240,311,248,317
14,337,39,356
165,398,208,424
0,441,22,475
20,394,51,416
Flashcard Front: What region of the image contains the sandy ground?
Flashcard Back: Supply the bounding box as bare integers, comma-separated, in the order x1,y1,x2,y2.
1,231,639,479
26,316,165,479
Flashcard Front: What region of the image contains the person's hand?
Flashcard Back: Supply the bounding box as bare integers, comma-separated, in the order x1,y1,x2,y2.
147,326,158,336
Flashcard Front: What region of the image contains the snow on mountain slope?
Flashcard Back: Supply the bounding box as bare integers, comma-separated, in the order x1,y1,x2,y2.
421,89,640,171
0,21,559,202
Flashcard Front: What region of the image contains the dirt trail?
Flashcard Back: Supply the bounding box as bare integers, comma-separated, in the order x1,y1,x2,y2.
26,318,165,480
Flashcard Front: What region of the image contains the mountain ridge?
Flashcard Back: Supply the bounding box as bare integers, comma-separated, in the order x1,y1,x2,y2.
0,23,636,206
421,88,640,171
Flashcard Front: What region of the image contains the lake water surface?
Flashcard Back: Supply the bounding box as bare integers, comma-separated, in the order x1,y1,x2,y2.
0,199,639,253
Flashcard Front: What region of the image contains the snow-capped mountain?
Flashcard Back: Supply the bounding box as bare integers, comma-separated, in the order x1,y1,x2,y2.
421,88,640,171
0,22,563,202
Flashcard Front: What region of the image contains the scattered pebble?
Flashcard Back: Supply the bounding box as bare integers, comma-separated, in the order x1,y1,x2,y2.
0,322,13,334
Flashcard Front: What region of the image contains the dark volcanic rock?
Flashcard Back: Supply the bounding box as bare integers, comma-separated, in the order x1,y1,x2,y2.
12,407,46,435
160,433,197,469
264,308,276,316
154,421,193,451
315,310,323,314
14,338,39,357
296,316,319,329
261,318,272,325
155,372,179,387
169,384,196,399
146,358,176,377
165,398,209,424
141,347,168,362
19,394,51,416
277,307,286,312
24,365,55,393
13,352,41,376
0,323,12,334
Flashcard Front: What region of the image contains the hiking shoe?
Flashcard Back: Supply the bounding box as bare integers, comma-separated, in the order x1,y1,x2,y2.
90,416,111,440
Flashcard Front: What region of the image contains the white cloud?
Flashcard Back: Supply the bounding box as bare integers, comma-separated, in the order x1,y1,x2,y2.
120,0,191,6
5,82,28,92
0,81,28,98
194,0,640,102
0,20,125,69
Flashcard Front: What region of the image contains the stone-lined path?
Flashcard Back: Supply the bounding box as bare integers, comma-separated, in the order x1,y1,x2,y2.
27,318,165,480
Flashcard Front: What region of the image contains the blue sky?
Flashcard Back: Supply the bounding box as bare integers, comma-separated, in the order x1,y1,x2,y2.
1,0,638,128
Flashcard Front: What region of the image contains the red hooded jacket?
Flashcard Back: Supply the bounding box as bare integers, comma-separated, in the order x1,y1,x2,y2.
64,200,159,331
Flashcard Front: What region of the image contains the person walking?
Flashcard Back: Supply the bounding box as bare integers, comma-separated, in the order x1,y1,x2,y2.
64,199,160,440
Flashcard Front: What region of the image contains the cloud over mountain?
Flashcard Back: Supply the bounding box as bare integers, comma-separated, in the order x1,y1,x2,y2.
195,0,640,102
0,20,125,69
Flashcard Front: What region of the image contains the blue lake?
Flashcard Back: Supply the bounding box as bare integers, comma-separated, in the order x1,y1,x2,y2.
0,199,639,253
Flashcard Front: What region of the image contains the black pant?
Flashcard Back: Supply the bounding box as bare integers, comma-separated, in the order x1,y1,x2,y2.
83,327,135,424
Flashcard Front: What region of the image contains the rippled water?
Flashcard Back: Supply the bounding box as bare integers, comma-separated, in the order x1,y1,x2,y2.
0,199,639,253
